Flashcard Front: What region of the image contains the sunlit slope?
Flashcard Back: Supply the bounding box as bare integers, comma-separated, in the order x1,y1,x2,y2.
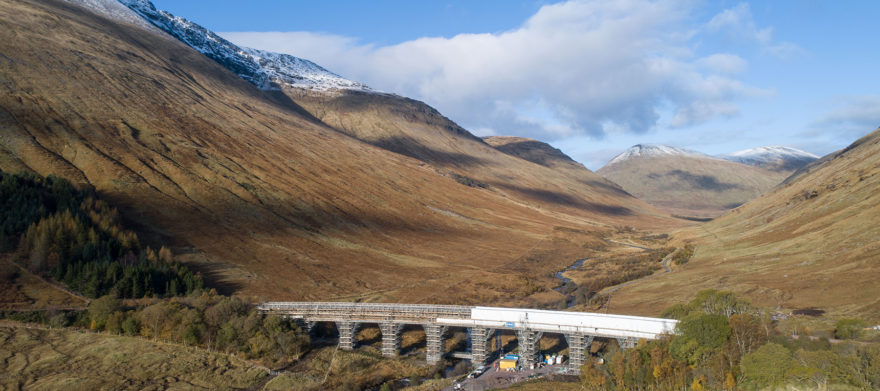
599,152,789,218
610,128,880,319
285,92,672,227
0,0,676,304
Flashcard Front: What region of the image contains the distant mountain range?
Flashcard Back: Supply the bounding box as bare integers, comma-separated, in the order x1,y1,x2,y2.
603,143,818,171
721,146,819,171
609,127,880,317
598,144,818,218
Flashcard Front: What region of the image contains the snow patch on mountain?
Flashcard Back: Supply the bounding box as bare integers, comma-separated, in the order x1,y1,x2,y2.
243,48,369,91
116,0,371,92
61,0,161,33
721,146,819,164
605,144,714,167
720,146,819,171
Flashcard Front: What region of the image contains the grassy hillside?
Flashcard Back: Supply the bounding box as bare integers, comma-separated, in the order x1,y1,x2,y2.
0,321,269,390
0,0,679,306
598,155,791,218
284,91,664,227
608,128,880,320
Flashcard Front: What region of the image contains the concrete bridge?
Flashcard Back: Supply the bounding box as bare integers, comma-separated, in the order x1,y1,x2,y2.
258,302,677,372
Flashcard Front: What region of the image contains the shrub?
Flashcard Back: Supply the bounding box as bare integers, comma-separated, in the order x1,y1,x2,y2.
834,318,865,340
741,343,792,389
88,295,121,330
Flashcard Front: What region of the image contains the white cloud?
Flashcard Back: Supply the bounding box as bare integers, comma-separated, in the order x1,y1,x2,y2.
221,0,783,139
808,96,880,138
697,53,748,74
703,3,804,59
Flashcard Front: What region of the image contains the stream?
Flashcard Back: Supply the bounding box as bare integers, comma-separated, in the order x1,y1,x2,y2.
552,258,588,308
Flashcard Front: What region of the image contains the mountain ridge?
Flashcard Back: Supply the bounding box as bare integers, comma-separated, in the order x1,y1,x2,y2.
604,144,715,168
721,145,819,172
598,145,794,218
608,127,880,318
603,143,818,171
0,0,678,307
116,0,371,92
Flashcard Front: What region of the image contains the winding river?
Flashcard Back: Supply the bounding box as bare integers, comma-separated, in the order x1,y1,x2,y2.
552,258,588,308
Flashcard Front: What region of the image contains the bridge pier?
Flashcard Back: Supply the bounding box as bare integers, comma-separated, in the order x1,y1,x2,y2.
516,330,543,368
425,324,447,364
564,333,594,372
469,327,495,367
292,318,317,334
615,336,638,350
337,321,361,350
380,323,404,357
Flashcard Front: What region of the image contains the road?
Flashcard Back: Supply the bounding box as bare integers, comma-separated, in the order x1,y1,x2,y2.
442,359,570,391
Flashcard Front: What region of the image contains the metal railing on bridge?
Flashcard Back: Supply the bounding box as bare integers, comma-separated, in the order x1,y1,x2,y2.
258,302,473,323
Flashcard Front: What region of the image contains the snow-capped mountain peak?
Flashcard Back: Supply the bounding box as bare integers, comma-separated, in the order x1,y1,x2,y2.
108,0,371,92
605,144,710,167
720,146,819,171
722,146,819,161
60,0,161,33
243,48,369,91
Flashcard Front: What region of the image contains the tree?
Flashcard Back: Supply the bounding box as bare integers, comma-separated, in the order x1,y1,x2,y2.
741,342,792,389
788,349,835,390
88,295,120,330
723,372,736,390
580,359,608,389
728,313,767,358
834,318,865,340
672,313,732,365
691,290,752,318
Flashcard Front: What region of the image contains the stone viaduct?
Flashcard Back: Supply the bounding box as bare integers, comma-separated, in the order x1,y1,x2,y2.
258,302,677,372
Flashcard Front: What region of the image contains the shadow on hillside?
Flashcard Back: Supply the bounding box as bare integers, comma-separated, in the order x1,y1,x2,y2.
186,260,246,296
666,170,741,192
578,179,633,197
373,136,485,167
491,139,559,167
497,184,634,216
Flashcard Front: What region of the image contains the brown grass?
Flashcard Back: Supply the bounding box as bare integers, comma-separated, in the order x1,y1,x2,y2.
598,154,791,218
606,128,880,321
0,321,269,390
0,0,682,307
0,257,88,311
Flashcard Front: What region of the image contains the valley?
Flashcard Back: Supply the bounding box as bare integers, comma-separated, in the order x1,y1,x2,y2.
1,0,878,390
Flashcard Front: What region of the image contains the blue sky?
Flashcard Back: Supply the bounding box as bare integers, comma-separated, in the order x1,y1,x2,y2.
151,0,880,170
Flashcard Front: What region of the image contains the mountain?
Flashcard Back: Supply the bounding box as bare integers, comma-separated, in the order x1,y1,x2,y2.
484,136,595,169
604,144,709,166
721,146,818,172
117,0,370,92
483,136,631,196
113,0,660,225
598,144,790,218
0,0,677,305
608,128,880,318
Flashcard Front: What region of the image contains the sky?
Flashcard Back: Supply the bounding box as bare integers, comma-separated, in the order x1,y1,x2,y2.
151,0,880,170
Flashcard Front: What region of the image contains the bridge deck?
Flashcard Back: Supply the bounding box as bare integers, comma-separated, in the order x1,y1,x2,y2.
259,302,677,340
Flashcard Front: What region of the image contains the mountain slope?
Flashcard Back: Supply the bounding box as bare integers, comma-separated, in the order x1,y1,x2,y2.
609,128,880,319
0,0,678,306
721,146,818,172
118,0,369,92
483,136,632,197
598,145,789,218
483,136,591,169
107,0,666,229
286,90,667,226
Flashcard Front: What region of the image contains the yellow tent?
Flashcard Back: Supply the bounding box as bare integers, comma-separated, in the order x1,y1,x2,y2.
499,359,517,370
